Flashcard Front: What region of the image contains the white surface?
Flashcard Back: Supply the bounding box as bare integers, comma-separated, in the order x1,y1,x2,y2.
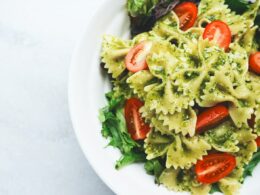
0,0,114,194
69,0,260,195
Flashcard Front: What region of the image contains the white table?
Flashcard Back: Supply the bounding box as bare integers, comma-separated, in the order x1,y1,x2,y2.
0,0,114,194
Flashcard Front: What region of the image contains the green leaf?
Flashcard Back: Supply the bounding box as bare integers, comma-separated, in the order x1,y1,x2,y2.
225,0,250,14
243,148,260,179
115,150,146,169
209,183,221,194
99,91,147,168
144,159,164,183
127,0,159,17
128,0,181,36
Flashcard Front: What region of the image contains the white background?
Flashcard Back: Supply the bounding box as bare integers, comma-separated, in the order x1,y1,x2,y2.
0,0,114,194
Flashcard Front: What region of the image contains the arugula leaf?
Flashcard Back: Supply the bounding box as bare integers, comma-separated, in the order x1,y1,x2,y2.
243,148,260,179
144,159,164,183
99,91,147,169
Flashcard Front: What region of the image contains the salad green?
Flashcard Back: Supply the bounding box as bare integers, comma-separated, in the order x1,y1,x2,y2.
99,0,260,194
99,91,146,169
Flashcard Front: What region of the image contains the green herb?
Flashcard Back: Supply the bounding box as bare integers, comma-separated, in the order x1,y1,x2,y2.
225,0,250,14
99,91,147,169
243,148,260,179
184,71,200,80
210,183,221,194
144,159,164,183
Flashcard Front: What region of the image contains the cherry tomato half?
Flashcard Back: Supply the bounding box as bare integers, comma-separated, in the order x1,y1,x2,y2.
249,52,260,74
125,41,152,73
196,104,229,134
174,2,198,31
256,137,260,147
124,98,151,140
195,153,236,184
203,21,231,50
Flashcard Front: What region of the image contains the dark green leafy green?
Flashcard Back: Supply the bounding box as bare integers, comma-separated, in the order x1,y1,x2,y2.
116,150,146,169
144,159,164,183
128,0,180,36
128,0,258,37
243,148,260,179
99,91,147,169
209,183,221,194
225,0,250,14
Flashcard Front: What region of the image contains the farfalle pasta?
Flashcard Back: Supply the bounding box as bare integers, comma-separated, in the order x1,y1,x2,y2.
99,0,260,194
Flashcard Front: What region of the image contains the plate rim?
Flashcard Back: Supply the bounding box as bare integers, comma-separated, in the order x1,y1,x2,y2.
68,1,260,194
68,0,119,194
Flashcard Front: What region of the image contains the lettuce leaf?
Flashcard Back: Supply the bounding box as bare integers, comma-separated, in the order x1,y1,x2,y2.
99,91,147,169
128,0,258,37
144,159,165,183
128,0,180,36
243,148,260,179
127,0,159,17
116,150,146,169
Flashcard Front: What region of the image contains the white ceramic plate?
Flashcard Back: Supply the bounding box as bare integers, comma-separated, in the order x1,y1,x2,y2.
68,0,260,194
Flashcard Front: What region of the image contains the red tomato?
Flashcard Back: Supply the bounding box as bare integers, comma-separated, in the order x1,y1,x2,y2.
125,41,152,73
124,98,151,140
174,2,198,31
203,21,231,50
196,104,229,134
249,52,260,74
256,137,260,147
195,153,236,184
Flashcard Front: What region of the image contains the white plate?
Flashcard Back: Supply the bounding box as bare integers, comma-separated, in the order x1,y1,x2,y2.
68,0,260,194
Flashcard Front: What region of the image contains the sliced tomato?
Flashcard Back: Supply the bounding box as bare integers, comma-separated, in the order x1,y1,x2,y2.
124,98,151,140
125,41,152,73
203,21,231,50
195,153,236,184
256,137,260,147
196,104,229,134
249,52,260,74
173,2,198,31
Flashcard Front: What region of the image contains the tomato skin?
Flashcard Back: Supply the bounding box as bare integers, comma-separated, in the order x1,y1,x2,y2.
256,137,260,147
203,21,231,50
124,98,151,140
174,2,198,31
195,153,236,184
125,41,152,73
249,52,260,74
196,104,229,134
